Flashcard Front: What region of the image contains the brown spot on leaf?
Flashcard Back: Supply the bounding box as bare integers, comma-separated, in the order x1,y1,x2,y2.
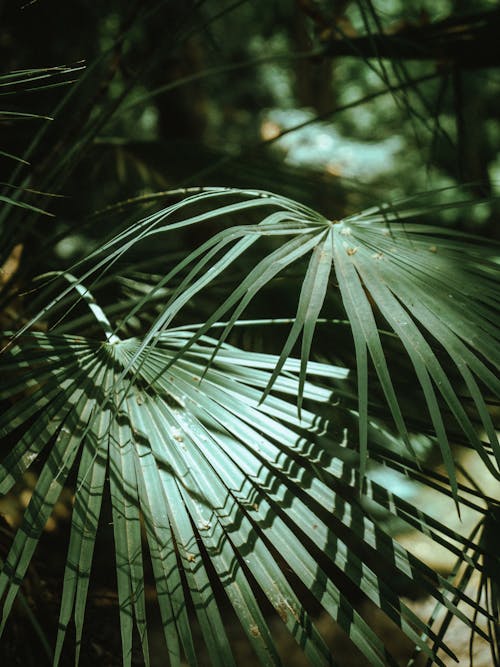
250,624,260,637
276,602,288,623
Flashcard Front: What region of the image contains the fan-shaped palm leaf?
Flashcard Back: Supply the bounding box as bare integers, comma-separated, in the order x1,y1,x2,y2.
0,315,496,665
23,189,497,486
1,188,498,665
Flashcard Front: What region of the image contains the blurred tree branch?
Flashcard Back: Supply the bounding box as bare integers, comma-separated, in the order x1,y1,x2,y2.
321,7,500,69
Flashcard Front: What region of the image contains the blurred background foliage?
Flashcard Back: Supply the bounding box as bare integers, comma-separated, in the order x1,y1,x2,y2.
0,1,499,665
2,0,500,271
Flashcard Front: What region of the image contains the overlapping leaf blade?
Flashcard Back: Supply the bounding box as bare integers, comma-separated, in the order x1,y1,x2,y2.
1,188,498,666
331,216,500,485
1,325,495,665
25,189,497,490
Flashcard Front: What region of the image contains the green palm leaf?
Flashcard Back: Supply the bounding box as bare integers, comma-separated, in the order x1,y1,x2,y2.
29,189,496,483
1,188,498,665
0,323,494,665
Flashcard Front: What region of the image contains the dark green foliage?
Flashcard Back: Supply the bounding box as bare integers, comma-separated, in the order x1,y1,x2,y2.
0,2,499,665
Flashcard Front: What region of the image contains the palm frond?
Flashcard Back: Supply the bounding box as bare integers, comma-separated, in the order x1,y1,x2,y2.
0,319,496,664
23,189,497,484
0,318,496,665
1,188,498,664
